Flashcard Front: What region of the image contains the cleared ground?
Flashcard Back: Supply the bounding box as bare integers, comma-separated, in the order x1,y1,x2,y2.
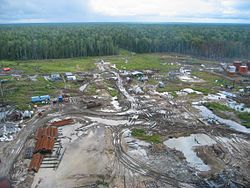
0,52,249,188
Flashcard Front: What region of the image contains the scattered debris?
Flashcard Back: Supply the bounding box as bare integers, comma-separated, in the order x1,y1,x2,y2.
158,81,165,88
0,122,20,142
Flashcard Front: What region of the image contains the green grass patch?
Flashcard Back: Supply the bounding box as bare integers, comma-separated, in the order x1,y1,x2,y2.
204,102,232,119
191,86,212,95
118,48,131,56
204,102,233,112
242,122,250,128
205,102,250,128
192,71,221,83
108,53,179,72
237,112,250,128
131,128,161,144
85,84,97,95
192,71,232,87
147,78,158,85
171,91,178,98
0,76,66,109
108,88,119,97
156,82,188,93
0,57,96,74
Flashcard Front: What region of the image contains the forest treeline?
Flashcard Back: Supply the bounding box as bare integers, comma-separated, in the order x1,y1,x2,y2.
0,23,250,60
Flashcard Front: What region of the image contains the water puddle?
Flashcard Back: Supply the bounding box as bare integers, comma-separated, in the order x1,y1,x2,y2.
178,75,204,83
194,105,250,134
205,92,250,113
179,88,202,95
164,134,216,171
86,116,129,126
79,83,88,92
111,97,122,111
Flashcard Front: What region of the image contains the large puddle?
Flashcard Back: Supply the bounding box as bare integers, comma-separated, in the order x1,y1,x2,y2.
194,105,250,134
111,97,122,111
164,134,216,171
205,92,250,113
86,116,129,126
79,83,88,92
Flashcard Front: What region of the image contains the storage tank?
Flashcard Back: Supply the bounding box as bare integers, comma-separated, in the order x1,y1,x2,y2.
239,66,248,74
233,61,242,71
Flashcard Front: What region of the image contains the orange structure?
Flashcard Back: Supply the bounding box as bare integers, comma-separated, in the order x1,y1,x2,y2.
34,136,55,153
29,153,44,172
34,127,58,153
35,127,58,140
29,127,59,173
2,67,11,72
50,118,74,127
239,66,248,74
233,61,242,71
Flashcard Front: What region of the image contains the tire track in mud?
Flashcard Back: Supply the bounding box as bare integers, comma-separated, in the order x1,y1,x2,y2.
100,68,185,186
110,127,184,187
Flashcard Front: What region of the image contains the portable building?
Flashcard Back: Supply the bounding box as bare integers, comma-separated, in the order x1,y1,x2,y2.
66,75,76,81
65,72,73,76
51,74,61,81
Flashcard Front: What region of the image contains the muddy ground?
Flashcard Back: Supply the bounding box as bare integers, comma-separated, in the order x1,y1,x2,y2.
1,60,250,188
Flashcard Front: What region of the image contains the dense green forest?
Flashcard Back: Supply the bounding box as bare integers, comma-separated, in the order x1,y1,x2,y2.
0,23,250,60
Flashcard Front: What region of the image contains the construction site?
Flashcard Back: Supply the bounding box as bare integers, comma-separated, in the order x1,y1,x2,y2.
0,54,250,188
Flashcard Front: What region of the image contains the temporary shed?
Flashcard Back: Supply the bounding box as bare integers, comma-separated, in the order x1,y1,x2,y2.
65,72,73,76
51,74,61,81
66,75,76,81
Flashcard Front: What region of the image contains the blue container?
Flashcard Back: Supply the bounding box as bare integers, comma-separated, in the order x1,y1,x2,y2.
58,95,63,103
31,95,50,103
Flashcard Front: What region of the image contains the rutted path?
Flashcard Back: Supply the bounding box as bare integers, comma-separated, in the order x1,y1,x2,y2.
111,128,183,187
72,64,181,185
